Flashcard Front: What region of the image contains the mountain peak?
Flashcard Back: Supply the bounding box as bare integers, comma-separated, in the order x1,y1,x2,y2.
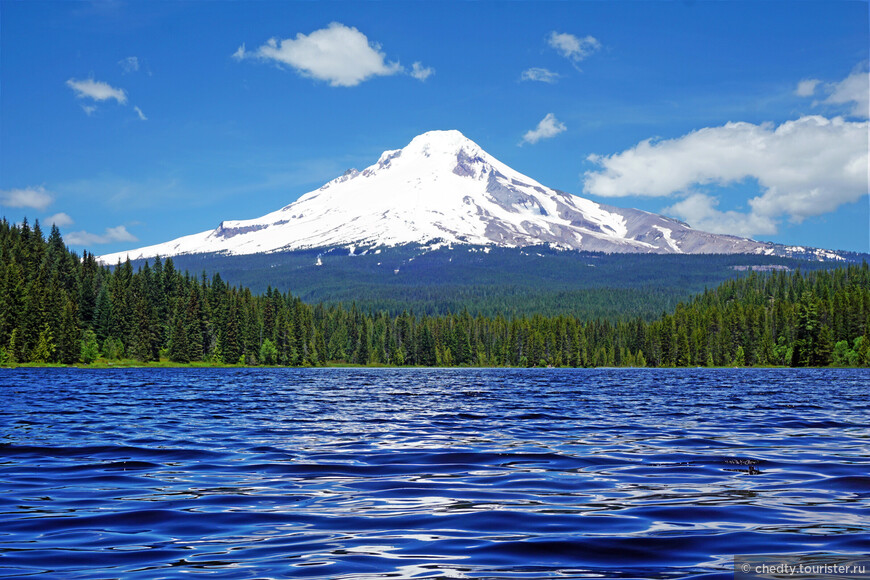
407,129,475,148
401,130,485,162
99,130,794,263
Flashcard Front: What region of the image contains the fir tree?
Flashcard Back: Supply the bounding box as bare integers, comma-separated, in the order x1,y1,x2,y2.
32,325,56,363
734,345,746,367
167,305,190,363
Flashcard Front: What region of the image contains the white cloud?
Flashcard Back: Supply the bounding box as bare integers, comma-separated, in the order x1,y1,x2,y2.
241,22,404,87
521,67,559,83
82,105,97,116
0,186,54,210
547,32,600,64
796,67,869,120
521,113,566,145
795,78,821,97
584,115,869,237
45,212,74,227
119,56,139,73
66,78,127,104
410,61,434,81
65,225,138,246
823,68,869,119
134,106,147,121
663,194,778,238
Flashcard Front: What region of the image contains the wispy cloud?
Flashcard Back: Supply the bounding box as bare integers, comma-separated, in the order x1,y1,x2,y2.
584,116,868,238
134,106,147,121
235,22,431,87
118,56,139,73
410,61,434,81
65,225,138,246
795,78,821,97
547,31,601,66
521,67,559,83
823,67,869,119
66,78,127,104
795,66,869,120
45,212,74,227
521,113,566,145
0,186,54,210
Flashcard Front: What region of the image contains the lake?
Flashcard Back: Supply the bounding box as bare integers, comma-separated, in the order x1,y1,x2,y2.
1,368,868,579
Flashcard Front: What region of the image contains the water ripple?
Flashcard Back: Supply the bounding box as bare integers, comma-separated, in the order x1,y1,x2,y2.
0,368,868,579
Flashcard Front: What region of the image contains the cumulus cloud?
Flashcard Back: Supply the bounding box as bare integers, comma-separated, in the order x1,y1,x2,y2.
663,194,778,238
65,225,138,246
584,115,869,237
795,78,821,97
410,61,434,81
45,212,74,227
0,186,54,210
237,22,407,87
521,113,567,145
119,56,139,73
521,67,559,83
795,67,869,120
66,78,127,104
134,106,147,121
547,32,600,64
823,68,869,119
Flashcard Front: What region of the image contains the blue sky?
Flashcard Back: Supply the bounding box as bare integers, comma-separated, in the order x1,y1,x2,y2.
1,0,868,254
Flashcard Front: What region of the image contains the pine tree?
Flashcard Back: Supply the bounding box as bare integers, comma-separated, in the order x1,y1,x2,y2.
734,345,746,367
167,305,190,363
32,325,56,363
222,303,242,364
418,323,436,366
56,298,80,364
7,328,19,363
130,297,156,362
354,318,371,364
327,320,348,362
94,284,113,343
315,328,327,366
858,333,870,366
811,324,832,367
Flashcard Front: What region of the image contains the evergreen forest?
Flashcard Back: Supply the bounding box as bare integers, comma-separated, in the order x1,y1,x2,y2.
156,242,843,319
1,219,868,368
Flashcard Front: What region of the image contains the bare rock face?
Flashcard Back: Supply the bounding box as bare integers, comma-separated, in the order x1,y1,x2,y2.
99,129,847,264
213,222,269,240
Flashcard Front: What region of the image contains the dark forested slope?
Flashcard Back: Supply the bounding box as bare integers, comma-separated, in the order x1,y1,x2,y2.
134,244,846,319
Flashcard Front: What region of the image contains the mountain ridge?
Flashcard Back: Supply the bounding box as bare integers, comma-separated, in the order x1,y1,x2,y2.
99,130,847,264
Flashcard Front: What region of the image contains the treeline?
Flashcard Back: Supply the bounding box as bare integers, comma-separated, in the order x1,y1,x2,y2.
1,219,868,367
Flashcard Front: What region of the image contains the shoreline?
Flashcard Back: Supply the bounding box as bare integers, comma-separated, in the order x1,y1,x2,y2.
1,361,860,370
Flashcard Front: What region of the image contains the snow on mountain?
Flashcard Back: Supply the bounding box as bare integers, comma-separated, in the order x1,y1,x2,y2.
99,130,798,263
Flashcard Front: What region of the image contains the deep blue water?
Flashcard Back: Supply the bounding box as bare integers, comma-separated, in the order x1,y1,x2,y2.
1,368,868,579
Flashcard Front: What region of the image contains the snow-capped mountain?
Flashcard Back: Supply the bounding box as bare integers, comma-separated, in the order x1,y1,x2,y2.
98,130,838,263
